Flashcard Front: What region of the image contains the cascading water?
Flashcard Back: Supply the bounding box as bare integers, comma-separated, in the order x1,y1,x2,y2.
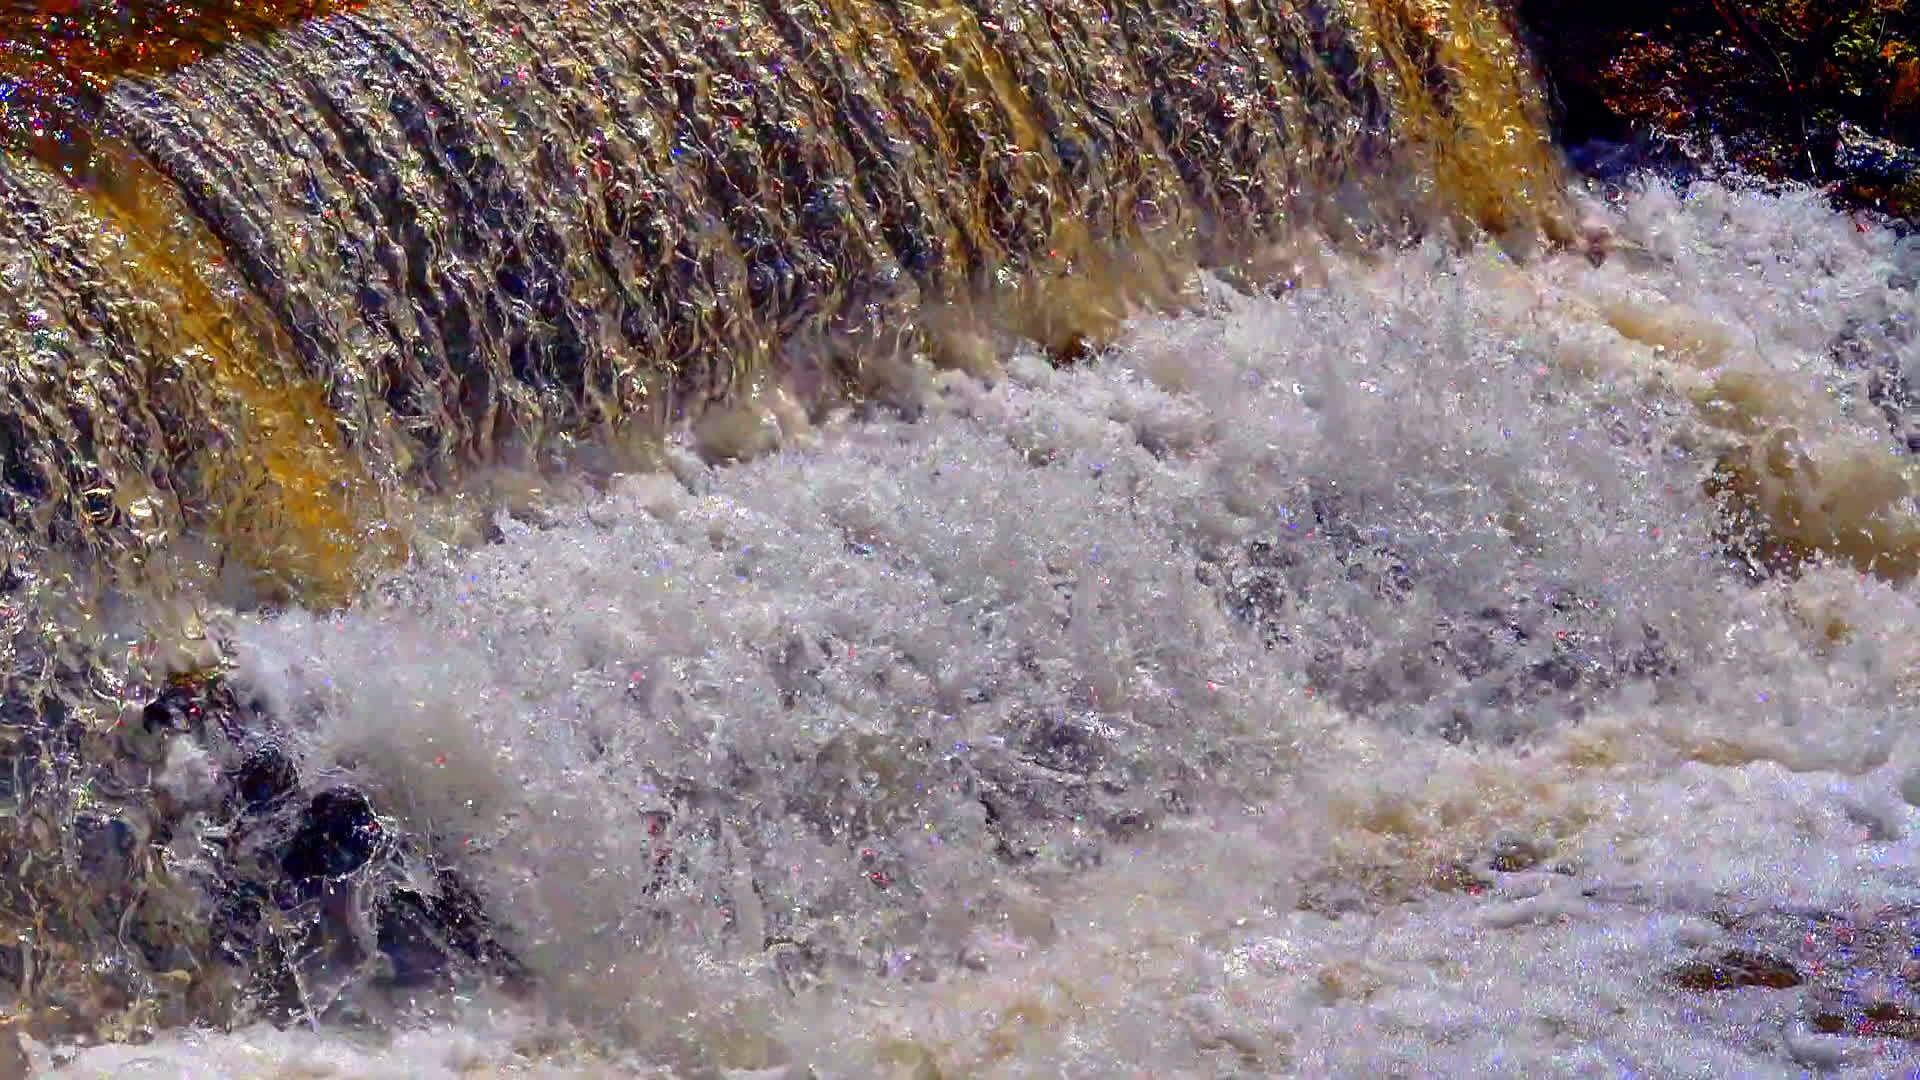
5,1,1920,1076
0,0,1563,606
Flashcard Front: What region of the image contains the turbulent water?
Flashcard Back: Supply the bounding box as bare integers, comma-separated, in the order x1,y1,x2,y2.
0,0,1560,607
3,0,1577,1052
8,0,1920,1076
17,179,1920,1075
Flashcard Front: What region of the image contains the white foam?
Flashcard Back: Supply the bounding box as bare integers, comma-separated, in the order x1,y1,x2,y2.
64,180,1920,1076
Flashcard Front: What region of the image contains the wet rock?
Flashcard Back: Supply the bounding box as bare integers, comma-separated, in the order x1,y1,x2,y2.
376,868,528,991
971,748,1170,870
767,937,827,995
791,731,942,843
233,744,298,811
1427,862,1493,895
1836,123,1920,190
282,789,385,882
1211,499,1676,740
1297,863,1405,917
1217,540,1298,649
1890,235,1920,292
1828,313,1920,453
1868,365,1920,456
208,880,274,969
96,674,532,1025
1436,712,1473,745
141,681,208,736
1665,950,1804,991
1660,905,1920,1048
1809,999,1920,1041
1519,2,1920,220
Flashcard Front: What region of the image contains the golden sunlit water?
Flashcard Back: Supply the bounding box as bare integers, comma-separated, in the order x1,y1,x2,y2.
7,1,1920,1072
3,0,1568,609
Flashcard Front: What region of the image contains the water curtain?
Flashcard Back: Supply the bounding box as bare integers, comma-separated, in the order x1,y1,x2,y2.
2,0,1564,606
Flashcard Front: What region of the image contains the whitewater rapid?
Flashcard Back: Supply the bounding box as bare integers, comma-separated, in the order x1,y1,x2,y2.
41,179,1920,1077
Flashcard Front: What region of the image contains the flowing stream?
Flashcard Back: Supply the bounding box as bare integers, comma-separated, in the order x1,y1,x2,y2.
4,1,1920,1076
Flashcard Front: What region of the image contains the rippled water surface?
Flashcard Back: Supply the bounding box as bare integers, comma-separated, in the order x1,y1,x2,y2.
26,179,1920,1076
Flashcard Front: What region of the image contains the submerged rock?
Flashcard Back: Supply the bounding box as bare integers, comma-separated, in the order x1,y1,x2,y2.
1826,283,1920,455
282,789,385,882
1661,907,1920,1047
48,672,532,1029
1208,518,1676,741
1665,950,1804,991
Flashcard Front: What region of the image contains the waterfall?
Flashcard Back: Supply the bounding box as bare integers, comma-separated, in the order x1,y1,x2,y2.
26,2,1920,1070
1,0,1564,608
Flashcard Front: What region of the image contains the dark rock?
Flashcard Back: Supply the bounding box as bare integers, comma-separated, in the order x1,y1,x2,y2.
233,744,298,811
1518,1,1920,220
1661,906,1920,1046
1210,519,1675,741
89,673,534,1025
282,789,385,882
376,869,528,990
1427,862,1493,894
970,744,1171,872
1836,123,1920,188
141,680,210,735
210,881,274,969
1829,311,1920,453
1219,539,1297,649
1811,1000,1920,1041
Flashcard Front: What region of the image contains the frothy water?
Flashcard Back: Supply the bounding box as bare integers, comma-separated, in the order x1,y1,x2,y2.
26,179,1920,1076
